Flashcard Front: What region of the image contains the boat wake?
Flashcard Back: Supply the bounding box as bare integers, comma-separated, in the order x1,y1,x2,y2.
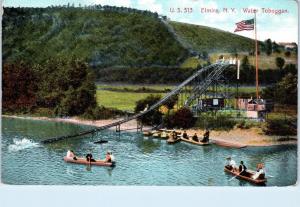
8,138,40,152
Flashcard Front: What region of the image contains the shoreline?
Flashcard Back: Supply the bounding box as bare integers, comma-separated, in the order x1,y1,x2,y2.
2,115,297,147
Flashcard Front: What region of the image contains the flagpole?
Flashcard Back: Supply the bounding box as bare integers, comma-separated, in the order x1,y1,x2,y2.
255,12,259,99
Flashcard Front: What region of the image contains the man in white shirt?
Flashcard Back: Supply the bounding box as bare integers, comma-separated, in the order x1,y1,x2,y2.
226,157,237,171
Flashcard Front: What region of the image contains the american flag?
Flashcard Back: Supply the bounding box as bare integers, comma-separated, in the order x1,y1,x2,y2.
234,18,254,32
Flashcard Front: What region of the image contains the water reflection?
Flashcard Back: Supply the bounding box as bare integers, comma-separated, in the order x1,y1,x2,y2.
136,137,161,154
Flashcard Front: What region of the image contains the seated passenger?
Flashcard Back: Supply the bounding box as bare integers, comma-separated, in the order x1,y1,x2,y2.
182,131,188,139
201,129,210,143
110,152,115,162
105,152,112,163
252,163,265,180
192,133,199,142
171,131,177,140
67,150,77,160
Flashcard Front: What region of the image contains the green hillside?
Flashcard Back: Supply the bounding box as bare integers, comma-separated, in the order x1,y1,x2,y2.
3,6,287,70
3,7,188,67
170,21,255,53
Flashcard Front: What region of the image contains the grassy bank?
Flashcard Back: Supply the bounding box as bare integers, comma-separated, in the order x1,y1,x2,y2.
95,84,263,111
209,53,297,70
96,90,165,111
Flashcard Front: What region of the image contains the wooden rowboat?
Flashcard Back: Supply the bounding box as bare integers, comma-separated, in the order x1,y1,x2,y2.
180,137,210,146
224,166,267,185
64,156,115,167
167,137,181,144
160,132,169,139
143,131,152,136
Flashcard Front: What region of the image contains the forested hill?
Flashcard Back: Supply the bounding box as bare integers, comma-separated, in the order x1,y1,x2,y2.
3,6,255,68
2,6,188,67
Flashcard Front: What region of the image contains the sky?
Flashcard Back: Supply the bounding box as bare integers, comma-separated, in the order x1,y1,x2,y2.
2,0,298,42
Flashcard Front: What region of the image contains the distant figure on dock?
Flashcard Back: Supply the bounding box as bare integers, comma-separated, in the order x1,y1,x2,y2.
142,104,149,112
66,150,77,160
192,133,199,142
182,131,188,139
201,129,210,143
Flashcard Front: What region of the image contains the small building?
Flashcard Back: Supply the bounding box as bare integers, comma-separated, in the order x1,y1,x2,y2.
192,98,225,113
237,98,273,119
278,42,298,50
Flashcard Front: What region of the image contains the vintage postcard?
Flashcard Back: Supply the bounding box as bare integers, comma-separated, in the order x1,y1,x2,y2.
1,0,298,187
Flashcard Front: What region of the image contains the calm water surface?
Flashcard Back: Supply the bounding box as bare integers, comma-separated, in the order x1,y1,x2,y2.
1,117,297,186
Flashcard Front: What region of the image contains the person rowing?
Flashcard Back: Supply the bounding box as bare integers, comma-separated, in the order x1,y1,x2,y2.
105,151,112,163
201,129,210,143
86,153,96,163
239,161,248,176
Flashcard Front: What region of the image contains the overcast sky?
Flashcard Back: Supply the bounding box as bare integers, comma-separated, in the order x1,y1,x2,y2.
3,0,298,43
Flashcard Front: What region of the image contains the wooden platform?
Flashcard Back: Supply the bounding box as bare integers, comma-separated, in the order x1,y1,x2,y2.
212,139,247,148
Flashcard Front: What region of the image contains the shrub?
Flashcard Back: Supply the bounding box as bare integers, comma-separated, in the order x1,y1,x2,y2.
275,57,285,69
194,113,236,130
284,51,291,57
263,117,297,136
134,94,163,125
81,106,125,120
164,107,195,129
236,120,259,129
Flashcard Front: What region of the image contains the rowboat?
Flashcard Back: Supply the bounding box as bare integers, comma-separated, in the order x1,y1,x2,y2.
160,132,169,139
224,166,267,185
152,132,161,138
180,137,210,146
143,131,152,136
167,137,181,144
64,156,115,167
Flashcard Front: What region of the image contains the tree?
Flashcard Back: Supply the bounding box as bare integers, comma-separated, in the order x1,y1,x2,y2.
264,39,272,55
164,107,195,128
284,51,291,57
2,62,38,112
272,41,280,53
262,73,297,105
134,94,163,125
163,95,178,113
37,58,97,116
275,57,285,69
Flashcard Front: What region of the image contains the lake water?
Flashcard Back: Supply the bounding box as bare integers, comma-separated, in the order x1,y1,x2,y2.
1,117,297,186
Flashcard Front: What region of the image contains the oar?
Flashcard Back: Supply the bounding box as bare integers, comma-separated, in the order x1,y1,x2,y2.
229,171,241,181
228,173,240,181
